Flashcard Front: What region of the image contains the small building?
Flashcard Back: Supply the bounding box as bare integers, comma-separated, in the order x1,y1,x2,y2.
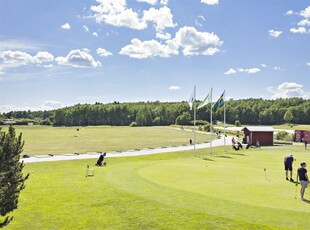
242,126,275,146
295,130,310,143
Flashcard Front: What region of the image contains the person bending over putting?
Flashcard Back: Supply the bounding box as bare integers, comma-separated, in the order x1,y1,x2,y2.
296,162,309,201
284,154,294,181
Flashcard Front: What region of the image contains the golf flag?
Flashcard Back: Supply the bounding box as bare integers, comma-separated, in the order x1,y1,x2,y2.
198,92,211,109
188,88,196,110
213,91,225,109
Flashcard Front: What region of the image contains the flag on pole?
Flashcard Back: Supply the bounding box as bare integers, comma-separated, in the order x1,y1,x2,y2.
188,88,196,110
198,92,211,109
213,91,225,109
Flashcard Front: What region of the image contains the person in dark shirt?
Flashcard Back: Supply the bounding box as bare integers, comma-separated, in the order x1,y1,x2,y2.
284,154,294,181
296,162,309,201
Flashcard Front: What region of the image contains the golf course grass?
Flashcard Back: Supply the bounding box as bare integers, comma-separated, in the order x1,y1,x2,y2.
0,126,212,155
6,144,310,229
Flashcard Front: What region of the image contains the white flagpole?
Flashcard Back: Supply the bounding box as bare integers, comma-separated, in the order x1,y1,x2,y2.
194,85,197,157
210,87,213,155
224,90,226,152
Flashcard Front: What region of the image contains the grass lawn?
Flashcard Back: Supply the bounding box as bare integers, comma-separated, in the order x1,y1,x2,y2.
0,125,213,155
5,144,310,229
272,124,310,131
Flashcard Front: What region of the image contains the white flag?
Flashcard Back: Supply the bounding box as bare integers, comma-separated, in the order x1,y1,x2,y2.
198,92,211,109
188,88,195,110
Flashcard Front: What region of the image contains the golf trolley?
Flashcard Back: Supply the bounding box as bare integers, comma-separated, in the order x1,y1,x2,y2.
96,152,107,166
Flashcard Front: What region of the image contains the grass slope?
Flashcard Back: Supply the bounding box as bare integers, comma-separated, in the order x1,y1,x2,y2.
6,145,310,229
0,126,211,155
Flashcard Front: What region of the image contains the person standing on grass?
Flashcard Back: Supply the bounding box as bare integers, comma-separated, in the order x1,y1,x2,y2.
284,154,294,181
304,139,308,150
296,162,309,201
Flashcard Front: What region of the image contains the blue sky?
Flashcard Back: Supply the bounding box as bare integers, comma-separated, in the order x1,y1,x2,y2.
0,0,309,112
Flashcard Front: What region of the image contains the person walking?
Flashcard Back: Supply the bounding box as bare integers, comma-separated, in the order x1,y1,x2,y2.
296,162,309,201
284,154,294,181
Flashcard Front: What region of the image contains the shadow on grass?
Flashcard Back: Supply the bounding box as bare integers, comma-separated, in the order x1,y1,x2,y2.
215,155,233,159
226,152,246,156
202,157,215,161
302,199,310,204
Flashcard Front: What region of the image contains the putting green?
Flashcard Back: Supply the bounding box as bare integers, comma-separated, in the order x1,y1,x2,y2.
105,151,310,229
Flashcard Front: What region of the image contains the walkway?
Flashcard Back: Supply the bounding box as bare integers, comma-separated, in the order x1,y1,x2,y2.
22,136,229,163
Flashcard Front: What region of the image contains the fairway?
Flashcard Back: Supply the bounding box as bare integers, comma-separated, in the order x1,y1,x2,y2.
1,126,211,155
6,144,310,229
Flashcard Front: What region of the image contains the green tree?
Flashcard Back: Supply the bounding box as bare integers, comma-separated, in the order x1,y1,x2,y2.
284,110,293,124
235,120,241,127
0,126,29,227
175,112,191,125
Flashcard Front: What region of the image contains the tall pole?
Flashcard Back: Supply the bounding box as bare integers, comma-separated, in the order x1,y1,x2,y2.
224,90,226,152
194,85,197,157
210,87,213,155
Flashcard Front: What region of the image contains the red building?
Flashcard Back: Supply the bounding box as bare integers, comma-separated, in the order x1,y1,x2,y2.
295,130,310,143
242,126,275,146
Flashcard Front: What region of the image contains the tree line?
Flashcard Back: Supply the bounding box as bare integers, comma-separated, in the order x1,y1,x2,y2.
1,98,309,126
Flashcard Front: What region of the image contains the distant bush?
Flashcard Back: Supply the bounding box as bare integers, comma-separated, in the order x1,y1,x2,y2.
275,131,294,141
204,124,211,132
235,120,241,127
129,122,137,127
194,120,209,125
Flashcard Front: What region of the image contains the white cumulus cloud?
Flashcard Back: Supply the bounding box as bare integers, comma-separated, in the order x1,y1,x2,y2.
175,26,223,56
269,29,282,38
169,85,180,90
42,101,64,110
55,49,101,68
238,67,261,74
298,19,310,27
195,15,206,27
96,48,113,57
300,6,310,18
224,66,261,75
120,26,222,58
290,27,308,34
83,25,89,32
201,0,219,5
119,38,178,58
91,0,147,30
0,50,54,70
61,23,71,30
267,82,310,99
224,68,237,75
156,32,172,40
137,0,158,5
1,50,34,66
34,51,54,64
289,6,310,34
285,10,294,15
143,6,177,32
90,1,176,32
160,0,168,5
273,66,284,71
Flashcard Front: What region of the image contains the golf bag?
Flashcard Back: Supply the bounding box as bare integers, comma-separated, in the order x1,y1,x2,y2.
96,152,107,166
237,141,243,149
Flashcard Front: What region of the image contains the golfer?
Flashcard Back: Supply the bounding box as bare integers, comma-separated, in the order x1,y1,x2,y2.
296,162,309,201
284,154,294,181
